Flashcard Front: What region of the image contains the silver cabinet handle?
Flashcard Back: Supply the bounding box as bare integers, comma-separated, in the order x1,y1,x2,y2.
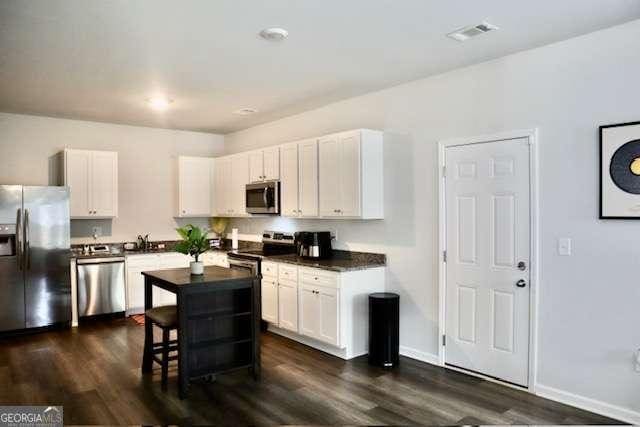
516,279,527,288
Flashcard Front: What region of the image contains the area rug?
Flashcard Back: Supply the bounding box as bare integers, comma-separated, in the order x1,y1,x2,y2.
130,314,145,325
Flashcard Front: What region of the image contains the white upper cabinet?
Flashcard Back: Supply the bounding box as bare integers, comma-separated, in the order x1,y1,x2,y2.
318,129,383,219
63,149,118,218
213,156,232,216
177,156,212,217
212,153,249,217
248,147,280,183
280,139,319,218
280,142,299,217
231,153,249,216
263,146,280,180
298,139,319,217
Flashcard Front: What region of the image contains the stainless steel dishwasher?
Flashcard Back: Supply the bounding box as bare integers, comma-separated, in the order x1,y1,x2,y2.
77,257,126,317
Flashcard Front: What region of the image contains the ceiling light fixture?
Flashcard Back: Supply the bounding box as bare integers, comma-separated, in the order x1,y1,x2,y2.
147,97,173,111
259,27,289,42
234,108,259,115
447,22,499,42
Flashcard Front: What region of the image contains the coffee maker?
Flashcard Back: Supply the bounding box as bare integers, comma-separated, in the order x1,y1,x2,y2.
294,231,332,259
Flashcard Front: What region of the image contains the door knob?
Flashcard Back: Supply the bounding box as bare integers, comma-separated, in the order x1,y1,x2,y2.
516,279,527,288
517,261,527,271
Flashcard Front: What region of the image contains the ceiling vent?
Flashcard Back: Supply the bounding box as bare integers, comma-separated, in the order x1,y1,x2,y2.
447,22,499,42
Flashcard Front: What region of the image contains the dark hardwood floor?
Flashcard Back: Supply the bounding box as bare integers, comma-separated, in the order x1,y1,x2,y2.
0,318,621,425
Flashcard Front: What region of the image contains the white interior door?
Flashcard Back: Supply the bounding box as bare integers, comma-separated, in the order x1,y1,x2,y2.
444,137,530,387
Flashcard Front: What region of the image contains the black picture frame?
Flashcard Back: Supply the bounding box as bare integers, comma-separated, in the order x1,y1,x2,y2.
599,120,640,219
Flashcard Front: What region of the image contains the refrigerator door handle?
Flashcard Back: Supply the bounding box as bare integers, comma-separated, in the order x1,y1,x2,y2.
16,208,23,270
24,209,30,270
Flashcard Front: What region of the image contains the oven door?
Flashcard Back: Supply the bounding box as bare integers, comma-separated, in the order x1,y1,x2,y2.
246,182,279,214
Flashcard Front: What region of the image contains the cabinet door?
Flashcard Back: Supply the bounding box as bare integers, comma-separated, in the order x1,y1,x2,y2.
91,151,118,217
280,142,299,217
299,139,319,217
338,132,361,217
214,157,232,215
231,153,249,216
179,156,211,217
318,286,339,346
263,147,280,180
65,150,92,218
318,136,341,217
299,284,320,339
248,151,264,183
126,267,146,314
278,281,298,332
261,278,278,323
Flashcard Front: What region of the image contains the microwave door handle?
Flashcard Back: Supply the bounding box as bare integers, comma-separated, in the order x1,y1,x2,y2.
263,187,268,207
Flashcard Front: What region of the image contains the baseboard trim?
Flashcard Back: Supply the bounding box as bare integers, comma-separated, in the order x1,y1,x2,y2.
535,383,640,425
399,346,440,366
398,346,639,424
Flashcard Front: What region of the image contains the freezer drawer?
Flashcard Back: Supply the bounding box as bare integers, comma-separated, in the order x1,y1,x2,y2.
77,257,125,316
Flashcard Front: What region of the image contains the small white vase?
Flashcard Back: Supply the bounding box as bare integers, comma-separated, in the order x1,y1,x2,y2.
190,261,204,275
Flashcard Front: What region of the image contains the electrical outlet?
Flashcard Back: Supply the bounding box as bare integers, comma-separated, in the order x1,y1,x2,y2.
331,229,338,242
91,226,102,238
635,349,640,373
558,237,572,256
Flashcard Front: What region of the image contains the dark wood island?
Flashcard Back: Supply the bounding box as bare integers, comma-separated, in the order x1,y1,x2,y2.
141,266,261,398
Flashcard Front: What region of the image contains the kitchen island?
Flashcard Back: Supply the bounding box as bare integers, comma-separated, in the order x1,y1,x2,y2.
141,266,261,398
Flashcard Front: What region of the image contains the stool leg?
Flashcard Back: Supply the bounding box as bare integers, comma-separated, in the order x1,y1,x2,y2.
142,317,153,373
161,328,170,390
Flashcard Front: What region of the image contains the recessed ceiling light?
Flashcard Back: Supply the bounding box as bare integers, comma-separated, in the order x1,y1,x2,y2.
447,22,499,42
259,28,288,42
147,97,173,111
234,108,259,115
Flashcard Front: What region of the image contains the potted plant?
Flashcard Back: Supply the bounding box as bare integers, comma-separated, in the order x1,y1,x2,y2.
174,224,210,275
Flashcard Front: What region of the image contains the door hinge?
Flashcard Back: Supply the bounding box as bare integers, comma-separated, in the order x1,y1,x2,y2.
442,335,446,346
443,250,447,262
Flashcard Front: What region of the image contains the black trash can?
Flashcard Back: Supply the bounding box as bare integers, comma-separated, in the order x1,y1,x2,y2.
368,292,399,368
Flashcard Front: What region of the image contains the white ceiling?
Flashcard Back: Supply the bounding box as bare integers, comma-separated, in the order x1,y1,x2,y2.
1,1,639,134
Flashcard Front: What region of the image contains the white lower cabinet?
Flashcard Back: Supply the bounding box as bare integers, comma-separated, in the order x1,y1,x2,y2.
278,280,298,332
201,251,229,267
261,278,279,324
125,252,191,314
262,262,385,359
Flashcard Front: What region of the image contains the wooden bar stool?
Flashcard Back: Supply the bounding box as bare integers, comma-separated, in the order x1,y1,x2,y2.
145,305,179,390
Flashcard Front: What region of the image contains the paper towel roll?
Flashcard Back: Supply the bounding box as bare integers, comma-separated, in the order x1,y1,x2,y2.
232,228,239,250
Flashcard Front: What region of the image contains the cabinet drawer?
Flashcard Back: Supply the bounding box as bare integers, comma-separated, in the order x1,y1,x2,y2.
278,264,298,282
299,267,338,289
126,255,158,268
261,261,278,278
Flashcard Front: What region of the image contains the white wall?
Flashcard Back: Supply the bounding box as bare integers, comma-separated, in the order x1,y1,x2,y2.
0,113,225,243
224,21,640,420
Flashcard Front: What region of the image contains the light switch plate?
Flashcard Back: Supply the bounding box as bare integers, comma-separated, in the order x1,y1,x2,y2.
558,237,572,256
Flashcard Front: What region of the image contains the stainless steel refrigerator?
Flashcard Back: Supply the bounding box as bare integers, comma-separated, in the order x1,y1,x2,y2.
0,185,71,332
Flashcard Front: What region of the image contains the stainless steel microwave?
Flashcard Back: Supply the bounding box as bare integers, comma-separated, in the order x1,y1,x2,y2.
246,181,280,214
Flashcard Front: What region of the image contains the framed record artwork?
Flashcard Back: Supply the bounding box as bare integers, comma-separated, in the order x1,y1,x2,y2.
600,121,640,219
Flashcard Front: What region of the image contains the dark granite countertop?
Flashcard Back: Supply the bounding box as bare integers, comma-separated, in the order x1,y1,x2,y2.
265,250,386,272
